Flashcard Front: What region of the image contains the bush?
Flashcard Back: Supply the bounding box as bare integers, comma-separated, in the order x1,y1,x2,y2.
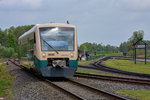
127,50,133,56
127,49,150,58
0,46,15,58
12,53,18,57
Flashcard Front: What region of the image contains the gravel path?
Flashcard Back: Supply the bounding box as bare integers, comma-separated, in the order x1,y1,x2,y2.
7,62,73,100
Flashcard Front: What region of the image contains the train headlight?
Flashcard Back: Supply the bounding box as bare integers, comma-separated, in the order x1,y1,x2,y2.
70,53,74,58
42,53,46,58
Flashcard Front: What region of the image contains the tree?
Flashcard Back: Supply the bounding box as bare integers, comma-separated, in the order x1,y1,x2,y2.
79,42,119,54
6,33,17,52
8,26,15,34
79,42,89,51
119,30,145,56
119,42,127,52
0,29,7,46
127,30,144,52
13,25,34,38
0,25,34,57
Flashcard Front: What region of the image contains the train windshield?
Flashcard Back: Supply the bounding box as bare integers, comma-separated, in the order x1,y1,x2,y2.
39,27,74,51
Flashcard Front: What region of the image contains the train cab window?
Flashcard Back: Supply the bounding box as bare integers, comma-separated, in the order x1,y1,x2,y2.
34,32,36,43
39,27,75,51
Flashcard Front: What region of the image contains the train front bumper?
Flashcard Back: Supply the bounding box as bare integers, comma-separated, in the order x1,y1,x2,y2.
39,66,77,77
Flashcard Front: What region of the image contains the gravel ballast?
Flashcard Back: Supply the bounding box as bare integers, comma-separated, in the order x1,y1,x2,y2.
7,62,73,100
8,61,150,100
53,81,110,100
70,76,150,100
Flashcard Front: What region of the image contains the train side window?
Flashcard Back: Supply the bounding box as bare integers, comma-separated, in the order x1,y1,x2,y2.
34,32,36,43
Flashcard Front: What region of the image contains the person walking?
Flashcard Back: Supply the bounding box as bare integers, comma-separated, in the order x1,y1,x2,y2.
86,52,90,61
79,54,82,61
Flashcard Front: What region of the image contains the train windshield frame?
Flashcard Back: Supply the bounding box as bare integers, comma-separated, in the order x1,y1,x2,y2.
39,27,75,51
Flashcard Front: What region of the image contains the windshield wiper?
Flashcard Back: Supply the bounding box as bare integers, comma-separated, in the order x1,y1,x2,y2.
40,37,59,54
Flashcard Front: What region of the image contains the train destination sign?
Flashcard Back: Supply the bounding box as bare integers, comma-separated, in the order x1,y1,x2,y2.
135,45,145,49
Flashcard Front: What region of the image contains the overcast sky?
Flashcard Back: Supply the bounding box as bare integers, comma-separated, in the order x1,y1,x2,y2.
0,0,150,46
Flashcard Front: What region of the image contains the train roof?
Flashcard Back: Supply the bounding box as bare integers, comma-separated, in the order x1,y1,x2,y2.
18,23,76,40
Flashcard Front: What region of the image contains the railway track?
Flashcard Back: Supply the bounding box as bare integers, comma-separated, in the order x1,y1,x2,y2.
94,63,150,78
9,59,84,100
56,78,127,100
9,59,128,100
79,56,150,78
75,72,150,85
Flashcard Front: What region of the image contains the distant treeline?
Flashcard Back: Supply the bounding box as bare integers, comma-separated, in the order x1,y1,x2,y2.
0,25,34,57
0,25,150,58
78,42,119,54
119,30,150,56
79,30,150,56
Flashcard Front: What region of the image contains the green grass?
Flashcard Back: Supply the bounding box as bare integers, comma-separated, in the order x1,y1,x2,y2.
22,64,32,69
89,53,102,56
78,53,122,65
115,89,150,100
76,68,117,76
0,58,7,61
78,57,104,65
105,52,123,57
78,59,96,65
104,59,150,74
0,64,14,98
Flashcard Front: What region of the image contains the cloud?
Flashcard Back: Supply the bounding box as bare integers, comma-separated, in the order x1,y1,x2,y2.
113,0,150,11
0,0,150,46
0,0,42,9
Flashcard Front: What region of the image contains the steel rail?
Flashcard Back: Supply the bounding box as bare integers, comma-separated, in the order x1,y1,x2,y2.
75,72,150,85
78,56,150,78
66,78,127,100
94,62,150,78
78,65,102,70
